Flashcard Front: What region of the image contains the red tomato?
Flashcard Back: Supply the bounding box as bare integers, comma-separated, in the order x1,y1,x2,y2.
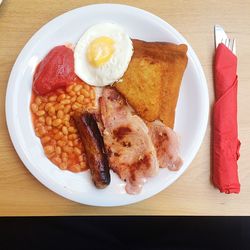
33,45,77,95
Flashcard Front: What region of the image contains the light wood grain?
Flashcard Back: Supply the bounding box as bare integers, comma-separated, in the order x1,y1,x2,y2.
0,0,250,216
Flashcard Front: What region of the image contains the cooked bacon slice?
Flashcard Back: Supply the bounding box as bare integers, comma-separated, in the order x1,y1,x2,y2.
100,87,159,194
148,120,183,171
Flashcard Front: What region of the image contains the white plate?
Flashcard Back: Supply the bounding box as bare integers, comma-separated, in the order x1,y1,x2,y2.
5,4,209,206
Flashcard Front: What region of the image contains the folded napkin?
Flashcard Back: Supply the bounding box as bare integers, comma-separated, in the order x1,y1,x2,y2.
212,43,241,194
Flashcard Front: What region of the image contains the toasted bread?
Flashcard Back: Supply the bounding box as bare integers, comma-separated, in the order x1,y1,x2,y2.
114,39,188,128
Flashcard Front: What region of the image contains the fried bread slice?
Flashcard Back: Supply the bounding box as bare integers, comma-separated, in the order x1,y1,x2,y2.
114,39,188,128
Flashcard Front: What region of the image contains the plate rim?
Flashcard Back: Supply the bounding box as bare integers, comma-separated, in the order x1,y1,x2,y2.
5,3,209,207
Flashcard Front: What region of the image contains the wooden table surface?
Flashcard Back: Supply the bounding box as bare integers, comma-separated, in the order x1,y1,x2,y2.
0,0,250,216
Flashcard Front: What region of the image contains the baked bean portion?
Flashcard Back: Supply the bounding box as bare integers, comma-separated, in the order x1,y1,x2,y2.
30,82,96,172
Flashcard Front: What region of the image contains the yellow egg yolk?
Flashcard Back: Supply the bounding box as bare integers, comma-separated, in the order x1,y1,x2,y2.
87,36,115,67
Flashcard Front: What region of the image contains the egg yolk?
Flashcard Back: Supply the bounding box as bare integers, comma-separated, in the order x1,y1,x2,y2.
87,36,115,67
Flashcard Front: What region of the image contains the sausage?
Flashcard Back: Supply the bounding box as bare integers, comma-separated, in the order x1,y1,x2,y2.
74,112,110,188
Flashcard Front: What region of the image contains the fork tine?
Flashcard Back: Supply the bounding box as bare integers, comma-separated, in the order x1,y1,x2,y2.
226,39,231,50
232,39,236,55
226,39,230,49
228,39,232,51
222,38,228,49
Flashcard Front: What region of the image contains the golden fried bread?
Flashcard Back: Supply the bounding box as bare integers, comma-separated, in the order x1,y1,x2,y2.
114,39,188,128
115,50,163,121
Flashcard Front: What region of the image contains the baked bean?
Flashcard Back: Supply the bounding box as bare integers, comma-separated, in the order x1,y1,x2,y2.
83,84,90,91
41,136,51,144
35,128,46,137
49,95,57,102
62,152,68,159
74,139,80,146
48,106,56,116
64,121,70,127
80,89,90,97
45,117,52,126
46,126,52,131
56,104,64,110
59,162,67,170
64,105,71,114
50,139,57,146
54,132,63,140
72,164,81,172
35,96,42,105
68,126,74,133
57,140,66,147
68,91,75,97
51,157,62,165
76,95,84,103
52,119,62,127
90,90,95,100
35,126,46,137
66,85,73,93
36,110,45,116
31,103,38,113
44,145,54,155
62,126,68,135
38,103,46,110
63,145,73,153
57,94,66,102
60,99,70,105
64,114,70,121
84,98,90,104
57,110,64,119
72,103,82,110
54,103,64,111
74,147,82,155
68,134,78,140
38,116,45,124
45,103,53,111
68,141,74,147
35,121,43,128
70,96,77,103
74,85,82,92
40,96,48,102
55,146,62,155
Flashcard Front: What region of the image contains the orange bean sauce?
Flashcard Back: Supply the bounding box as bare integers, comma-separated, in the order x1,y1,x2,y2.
30,81,96,173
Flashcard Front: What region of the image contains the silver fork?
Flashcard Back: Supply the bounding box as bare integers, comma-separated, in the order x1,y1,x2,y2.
221,37,236,55
214,24,236,55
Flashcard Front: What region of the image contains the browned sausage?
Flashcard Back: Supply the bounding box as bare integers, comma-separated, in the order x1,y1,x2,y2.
74,112,110,188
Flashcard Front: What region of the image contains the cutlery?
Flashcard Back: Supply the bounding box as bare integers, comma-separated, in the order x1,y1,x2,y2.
214,24,236,55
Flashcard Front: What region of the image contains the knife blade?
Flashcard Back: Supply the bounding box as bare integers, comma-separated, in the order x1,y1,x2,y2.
214,24,228,48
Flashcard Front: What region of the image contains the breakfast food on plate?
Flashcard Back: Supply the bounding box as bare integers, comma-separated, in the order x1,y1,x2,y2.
31,80,96,172
33,45,78,95
74,112,110,188
74,23,133,87
100,87,159,194
148,120,182,170
114,39,188,128
30,22,188,195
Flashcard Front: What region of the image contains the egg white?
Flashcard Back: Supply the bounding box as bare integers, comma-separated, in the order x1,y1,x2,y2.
74,23,133,87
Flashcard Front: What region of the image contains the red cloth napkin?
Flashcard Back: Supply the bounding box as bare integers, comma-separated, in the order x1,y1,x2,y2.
213,43,241,194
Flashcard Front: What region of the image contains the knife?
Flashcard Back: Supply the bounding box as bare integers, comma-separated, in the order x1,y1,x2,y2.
214,24,236,55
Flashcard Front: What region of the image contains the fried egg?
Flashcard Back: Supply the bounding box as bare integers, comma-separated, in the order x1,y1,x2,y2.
74,23,133,86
